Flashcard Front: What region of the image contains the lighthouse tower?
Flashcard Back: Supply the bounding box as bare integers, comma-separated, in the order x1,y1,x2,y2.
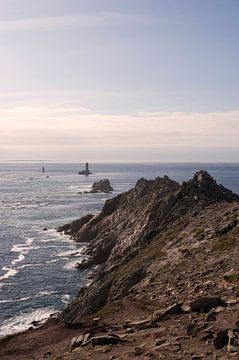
78,162,92,176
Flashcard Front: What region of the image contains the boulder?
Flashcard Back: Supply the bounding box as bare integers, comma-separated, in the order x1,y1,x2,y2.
190,296,227,312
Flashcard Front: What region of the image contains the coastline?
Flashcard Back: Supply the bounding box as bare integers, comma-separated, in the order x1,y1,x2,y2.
2,171,239,359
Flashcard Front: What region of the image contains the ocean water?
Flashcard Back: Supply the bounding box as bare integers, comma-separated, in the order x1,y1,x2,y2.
0,162,239,337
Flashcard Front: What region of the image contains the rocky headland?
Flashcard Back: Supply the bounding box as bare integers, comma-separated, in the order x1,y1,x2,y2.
2,171,239,359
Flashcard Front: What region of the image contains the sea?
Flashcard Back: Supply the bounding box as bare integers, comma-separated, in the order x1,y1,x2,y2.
1,162,239,337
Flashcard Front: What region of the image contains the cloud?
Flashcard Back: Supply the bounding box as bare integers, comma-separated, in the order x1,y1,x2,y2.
0,12,151,33
0,106,239,157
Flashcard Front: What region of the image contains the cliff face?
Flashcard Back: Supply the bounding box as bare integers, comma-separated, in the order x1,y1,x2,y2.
60,171,239,325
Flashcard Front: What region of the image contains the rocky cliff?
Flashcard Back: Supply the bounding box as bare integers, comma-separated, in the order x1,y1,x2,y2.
59,171,239,325
2,170,239,360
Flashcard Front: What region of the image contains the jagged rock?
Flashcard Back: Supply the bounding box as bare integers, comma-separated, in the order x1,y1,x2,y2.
180,171,239,203
89,179,114,193
190,296,227,312
57,214,94,238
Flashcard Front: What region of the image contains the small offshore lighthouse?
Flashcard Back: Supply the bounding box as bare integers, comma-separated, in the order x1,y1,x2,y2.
78,162,92,176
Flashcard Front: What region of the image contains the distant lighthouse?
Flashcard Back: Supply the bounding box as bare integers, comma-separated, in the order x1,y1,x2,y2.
78,162,92,176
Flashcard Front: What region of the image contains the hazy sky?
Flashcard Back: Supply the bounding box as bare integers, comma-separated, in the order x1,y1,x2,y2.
0,0,238,162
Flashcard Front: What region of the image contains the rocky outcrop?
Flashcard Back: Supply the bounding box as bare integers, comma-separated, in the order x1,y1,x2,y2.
60,171,239,325
57,214,94,239
89,179,113,193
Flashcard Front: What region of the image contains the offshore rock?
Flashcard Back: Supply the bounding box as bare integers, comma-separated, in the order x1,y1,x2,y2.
89,179,113,193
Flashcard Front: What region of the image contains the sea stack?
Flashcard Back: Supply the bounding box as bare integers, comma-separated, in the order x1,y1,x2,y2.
78,162,92,176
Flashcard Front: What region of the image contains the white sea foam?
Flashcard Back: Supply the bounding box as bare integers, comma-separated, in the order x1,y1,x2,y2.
11,253,25,265
61,294,70,304
11,237,34,255
0,290,56,304
39,228,72,243
0,238,37,283
40,238,59,243
57,246,86,258
25,238,33,246
63,260,78,270
17,263,42,269
36,290,56,297
0,307,57,337
0,267,18,281
57,249,77,257
46,259,58,264
0,296,31,304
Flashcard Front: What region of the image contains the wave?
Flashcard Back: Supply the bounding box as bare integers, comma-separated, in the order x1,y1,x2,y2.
61,294,70,304
40,228,72,241
0,237,37,284
17,263,42,269
63,260,78,270
0,296,31,304
46,259,58,264
36,290,56,297
0,307,57,337
11,253,25,265
57,246,86,258
0,267,18,281
0,290,56,304
11,237,35,255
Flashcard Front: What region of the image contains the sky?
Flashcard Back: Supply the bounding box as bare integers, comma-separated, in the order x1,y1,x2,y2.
0,0,238,162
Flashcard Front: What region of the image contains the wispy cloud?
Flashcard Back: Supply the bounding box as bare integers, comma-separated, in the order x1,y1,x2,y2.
0,106,239,146
0,12,151,33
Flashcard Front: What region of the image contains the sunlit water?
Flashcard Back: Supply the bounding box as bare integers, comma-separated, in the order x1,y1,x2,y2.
0,162,239,336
